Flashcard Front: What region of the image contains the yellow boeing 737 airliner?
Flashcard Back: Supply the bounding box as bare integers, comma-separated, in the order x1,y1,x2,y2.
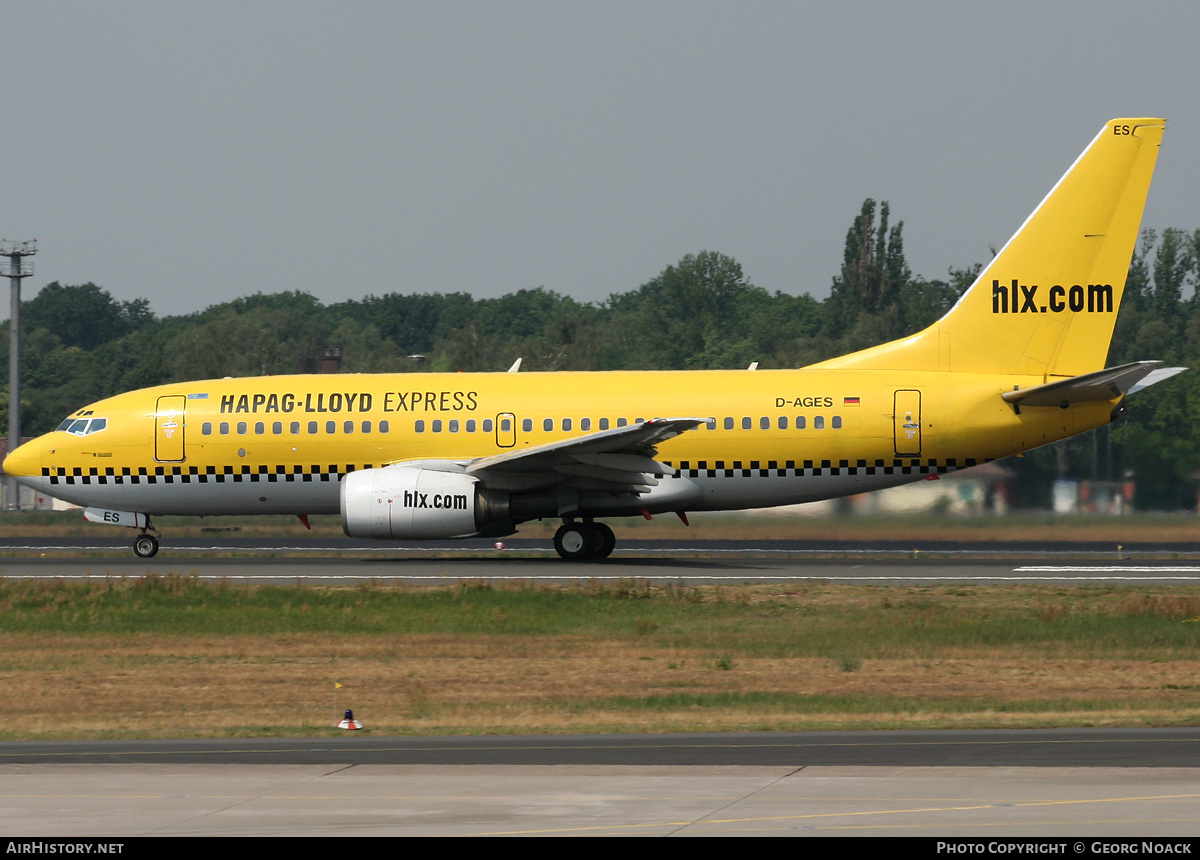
2,118,1179,559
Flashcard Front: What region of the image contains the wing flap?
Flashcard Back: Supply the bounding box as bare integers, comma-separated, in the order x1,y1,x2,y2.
571,453,676,475
467,418,709,474
466,417,710,495
553,462,662,485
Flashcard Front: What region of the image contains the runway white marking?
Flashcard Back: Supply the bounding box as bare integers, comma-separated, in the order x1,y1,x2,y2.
4,573,1200,583
1018,566,1200,572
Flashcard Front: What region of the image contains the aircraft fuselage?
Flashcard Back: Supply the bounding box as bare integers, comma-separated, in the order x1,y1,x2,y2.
5,367,1112,518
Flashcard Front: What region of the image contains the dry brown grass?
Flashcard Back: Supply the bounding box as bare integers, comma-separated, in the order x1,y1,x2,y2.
3,632,1199,738
1,575,1197,739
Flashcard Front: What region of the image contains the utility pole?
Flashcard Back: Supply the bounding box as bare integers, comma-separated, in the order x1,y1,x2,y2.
3,240,35,511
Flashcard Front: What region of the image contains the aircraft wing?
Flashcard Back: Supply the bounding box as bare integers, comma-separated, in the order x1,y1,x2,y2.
464,417,711,493
1001,361,1182,408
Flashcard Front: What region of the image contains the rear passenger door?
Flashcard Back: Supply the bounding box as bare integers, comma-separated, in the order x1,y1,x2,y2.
893,390,921,457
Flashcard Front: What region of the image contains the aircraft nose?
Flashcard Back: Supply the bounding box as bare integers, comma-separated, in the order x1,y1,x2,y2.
2,439,41,482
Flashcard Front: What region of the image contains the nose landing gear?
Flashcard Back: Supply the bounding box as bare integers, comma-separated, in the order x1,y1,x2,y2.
133,534,159,558
133,518,160,558
82,508,161,558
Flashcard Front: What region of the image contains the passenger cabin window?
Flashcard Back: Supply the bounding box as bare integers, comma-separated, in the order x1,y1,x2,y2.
814,416,825,429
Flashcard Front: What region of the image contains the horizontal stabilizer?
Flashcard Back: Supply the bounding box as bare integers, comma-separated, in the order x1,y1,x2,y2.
1128,366,1187,395
1001,361,1167,408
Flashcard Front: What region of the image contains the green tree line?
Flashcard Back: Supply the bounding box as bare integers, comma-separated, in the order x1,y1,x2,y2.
2,204,1197,508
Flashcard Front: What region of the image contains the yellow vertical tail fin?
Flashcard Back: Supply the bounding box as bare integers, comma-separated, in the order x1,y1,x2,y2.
814,118,1165,377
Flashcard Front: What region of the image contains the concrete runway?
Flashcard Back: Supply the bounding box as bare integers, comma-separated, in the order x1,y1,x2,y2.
5,535,1200,585
5,764,1200,836
6,554,1200,585
4,542,1200,836
3,731,1200,836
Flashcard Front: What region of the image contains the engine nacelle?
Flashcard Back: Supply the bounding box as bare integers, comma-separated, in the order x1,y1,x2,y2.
341,466,506,539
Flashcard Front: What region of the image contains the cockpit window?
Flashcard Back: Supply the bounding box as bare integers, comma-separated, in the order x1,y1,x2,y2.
59,417,108,436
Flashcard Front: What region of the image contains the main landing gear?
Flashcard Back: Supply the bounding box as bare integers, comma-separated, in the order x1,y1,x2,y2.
553,520,616,561
133,518,161,558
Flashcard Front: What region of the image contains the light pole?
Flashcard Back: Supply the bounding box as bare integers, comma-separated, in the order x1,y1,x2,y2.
3,240,35,511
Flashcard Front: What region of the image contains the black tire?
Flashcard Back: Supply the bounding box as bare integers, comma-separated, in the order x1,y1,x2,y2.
591,523,616,559
553,523,593,561
133,535,159,558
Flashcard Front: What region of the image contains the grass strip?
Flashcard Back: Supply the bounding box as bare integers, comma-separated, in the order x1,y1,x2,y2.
0,577,1197,739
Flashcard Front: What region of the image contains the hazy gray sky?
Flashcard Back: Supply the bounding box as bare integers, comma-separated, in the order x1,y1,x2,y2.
4,0,1198,318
